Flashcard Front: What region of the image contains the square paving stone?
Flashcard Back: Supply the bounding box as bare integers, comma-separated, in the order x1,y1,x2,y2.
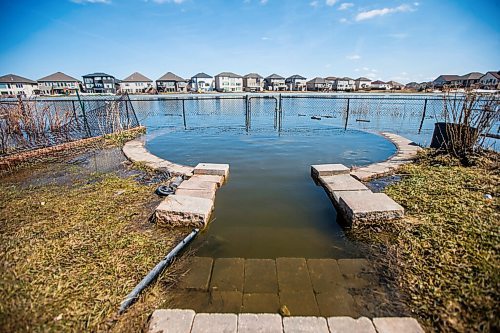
207,291,242,313
283,316,329,333
373,317,425,333
210,258,245,291
191,313,237,333
338,259,375,289
306,259,344,293
276,258,313,292
315,288,358,317
177,257,213,291
238,313,283,333
166,291,210,313
328,316,376,333
244,259,278,293
279,290,320,316
242,293,280,313
148,309,196,333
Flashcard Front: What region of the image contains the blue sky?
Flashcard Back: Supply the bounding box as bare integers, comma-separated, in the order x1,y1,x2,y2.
0,0,498,83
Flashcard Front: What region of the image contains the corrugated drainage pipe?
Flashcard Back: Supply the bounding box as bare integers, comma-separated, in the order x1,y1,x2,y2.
118,228,199,314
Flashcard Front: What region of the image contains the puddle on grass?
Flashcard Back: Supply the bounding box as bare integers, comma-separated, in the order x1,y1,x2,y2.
366,175,402,193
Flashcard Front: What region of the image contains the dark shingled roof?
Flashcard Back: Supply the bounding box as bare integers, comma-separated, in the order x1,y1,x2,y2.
355,77,371,81
434,75,461,81
216,72,242,78
83,72,115,78
38,72,80,82
483,71,500,80
372,80,387,84
459,72,483,80
244,73,263,79
266,74,285,80
307,77,326,84
122,72,152,82
192,72,213,79
286,74,306,80
157,72,186,82
0,74,36,84
324,76,337,81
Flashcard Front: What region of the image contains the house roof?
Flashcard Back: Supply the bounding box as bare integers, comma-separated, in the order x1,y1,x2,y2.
307,77,326,84
341,77,354,81
286,74,306,80
38,72,80,82
387,80,403,86
157,72,186,82
216,72,242,78
482,71,500,80
266,74,285,79
434,75,461,82
83,72,115,78
0,74,36,84
372,80,386,84
122,72,152,82
244,73,263,79
355,77,371,81
192,72,213,79
460,72,483,80
324,76,337,81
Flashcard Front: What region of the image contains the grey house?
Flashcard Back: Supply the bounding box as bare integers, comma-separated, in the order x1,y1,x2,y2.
306,77,328,91
38,72,81,95
243,73,264,92
157,72,188,93
82,72,117,94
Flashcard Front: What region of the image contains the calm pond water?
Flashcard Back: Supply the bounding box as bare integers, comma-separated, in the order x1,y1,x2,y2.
146,126,395,259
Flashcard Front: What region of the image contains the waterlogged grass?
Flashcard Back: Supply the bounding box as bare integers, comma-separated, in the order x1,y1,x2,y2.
0,171,188,332
350,150,499,332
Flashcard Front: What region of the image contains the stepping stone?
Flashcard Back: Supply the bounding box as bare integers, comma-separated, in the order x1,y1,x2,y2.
373,317,425,333
244,259,278,293
189,174,225,187
276,258,313,292
306,259,344,293
311,164,350,178
315,288,358,317
328,317,376,333
167,291,210,313
148,309,195,333
191,313,237,333
320,174,369,192
208,291,242,313
174,188,216,201
210,258,245,292
283,316,329,333
279,290,320,316
177,257,213,291
238,313,283,333
177,178,217,192
154,195,214,228
350,170,377,182
242,293,280,313
337,191,404,224
194,163,230,179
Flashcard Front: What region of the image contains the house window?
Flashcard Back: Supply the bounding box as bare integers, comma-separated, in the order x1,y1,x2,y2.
16,84,23,88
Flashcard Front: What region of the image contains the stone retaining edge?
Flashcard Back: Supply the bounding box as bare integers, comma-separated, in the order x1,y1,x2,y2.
350,132,422,181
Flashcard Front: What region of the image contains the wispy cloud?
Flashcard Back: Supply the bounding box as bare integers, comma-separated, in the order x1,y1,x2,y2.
339,17,349,23
261,36,271,41
70,0,110,4
355,4,416,21
260,0,268,4
346,54,361,60
310,1,319,8
325,0,338,6
338,2,353,10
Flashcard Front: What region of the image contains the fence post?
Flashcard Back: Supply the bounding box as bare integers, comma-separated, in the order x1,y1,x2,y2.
182,99,187,129
245,95,249,131
418,98,428,134
344,98,350,130
76,89,92,137
125,98,130,128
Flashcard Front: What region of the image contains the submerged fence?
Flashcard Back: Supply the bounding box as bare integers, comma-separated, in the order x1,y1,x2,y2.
0,94,140,155
1,93,498,155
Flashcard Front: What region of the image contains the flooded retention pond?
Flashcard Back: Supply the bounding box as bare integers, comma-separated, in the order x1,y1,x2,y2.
146,126,395,259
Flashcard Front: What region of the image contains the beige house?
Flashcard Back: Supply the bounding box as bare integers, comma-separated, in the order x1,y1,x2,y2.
479,71,500,89
243,73,264,92
120,72,154,94
215,72,243,92
306,77,328,91
37,72,81,95
0,74,38,96
156,72,188,93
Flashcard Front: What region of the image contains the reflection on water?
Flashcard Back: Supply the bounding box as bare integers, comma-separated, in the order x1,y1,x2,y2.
147,126,395,259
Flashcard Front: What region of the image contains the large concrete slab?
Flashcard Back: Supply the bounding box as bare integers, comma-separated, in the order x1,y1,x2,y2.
373,317,425,333
315,288,358,317
238,313,283,333
154,195,214,228
327,316,376,333
320,174,369,192
279,290,320,316
189,174,225,187
174,188,216,201
283,316,329,333
242,293,280,313
210,258,245,292
337,191,404,224
194,163,230,179
148,309,195,333
177,178,218,192
208,291,242,313
311,164,350,178
276,258,313,292
244,259,278,293
177,257,214,291
191,313,237,333
306,259,344,293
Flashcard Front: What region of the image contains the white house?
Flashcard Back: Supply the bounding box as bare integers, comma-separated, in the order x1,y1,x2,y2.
479,71,500,89
285,75,307,91
333,77,355,91
324,77,337,91
120,72,153,94
354,77,372,90
0,74,38,96
190,73,214,92
38,72,81,95
214,72,243,92
264,74,287,91
371,80,391,90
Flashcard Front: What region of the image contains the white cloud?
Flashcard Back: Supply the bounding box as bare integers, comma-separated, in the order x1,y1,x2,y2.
326,0,338,6
339,17,349,23
70,0,110,4
346,54,361,60
261,36,271,41
338,2,353,10
355,4,415,21
260,0,268,4
310,1,319,8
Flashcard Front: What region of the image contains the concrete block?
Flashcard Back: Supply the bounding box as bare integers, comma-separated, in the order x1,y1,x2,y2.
242,293,280,313
315,288,358,317
283,316,329,333
350,170,377,182
177,178,218,192
174,188,216,201
210,258,245,291
167,291,210,313
327,316,376,333
148,309,195,333
276,258,312,292
279,290,320,316
337,191,404,224
191,313,237,333
189,174,225,187
320,174,369,192
154,195,214,228
244,259,278,293
373,317,425,333
306,259,344,293
238,313,283,333
178,257,213,291
311,164,350,178
208,291,242,313
194,163,229,179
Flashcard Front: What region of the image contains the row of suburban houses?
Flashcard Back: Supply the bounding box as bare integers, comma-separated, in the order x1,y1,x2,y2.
1,70,499,97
